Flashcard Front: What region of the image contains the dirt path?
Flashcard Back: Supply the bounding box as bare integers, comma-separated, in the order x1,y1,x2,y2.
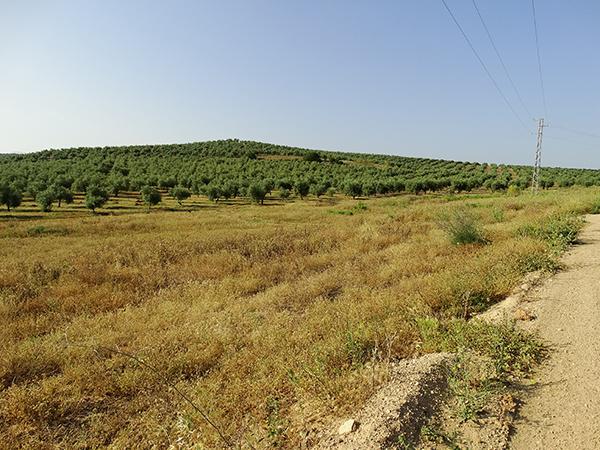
510,215,600,449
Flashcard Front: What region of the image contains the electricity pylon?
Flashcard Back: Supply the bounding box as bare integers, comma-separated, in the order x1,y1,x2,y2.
531,118,545,193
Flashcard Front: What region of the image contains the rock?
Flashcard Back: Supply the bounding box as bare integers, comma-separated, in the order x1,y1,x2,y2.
521,283,531,291
338,419,359,435
514,308,536,321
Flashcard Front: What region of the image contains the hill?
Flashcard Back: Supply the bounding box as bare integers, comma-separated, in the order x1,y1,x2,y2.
1,140,599,200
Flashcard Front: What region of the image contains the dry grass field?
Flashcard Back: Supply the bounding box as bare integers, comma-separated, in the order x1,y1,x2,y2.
1,189,598,448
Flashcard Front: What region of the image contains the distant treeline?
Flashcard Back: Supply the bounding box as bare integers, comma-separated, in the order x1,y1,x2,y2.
1,139,599,211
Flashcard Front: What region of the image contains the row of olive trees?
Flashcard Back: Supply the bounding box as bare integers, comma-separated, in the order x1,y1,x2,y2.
0,170,589,214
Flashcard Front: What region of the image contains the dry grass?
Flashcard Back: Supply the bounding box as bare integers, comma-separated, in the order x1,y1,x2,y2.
0,188,598,448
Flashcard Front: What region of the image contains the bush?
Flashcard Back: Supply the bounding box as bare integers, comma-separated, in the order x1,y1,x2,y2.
506,185,521,197
438,208,487,245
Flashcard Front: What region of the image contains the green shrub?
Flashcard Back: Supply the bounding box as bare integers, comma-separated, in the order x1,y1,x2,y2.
438,208,487,245
352,202,368,212
518,214,583,251
506,185,521,197
516,250,560,273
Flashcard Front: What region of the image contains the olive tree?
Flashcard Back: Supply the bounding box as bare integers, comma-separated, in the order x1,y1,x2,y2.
279,188,291,200
85,185,109,212
53,185,74,207
36,189,56,212
0,184,22,211
294,180,310,199
169,186,191,206
343,181,362,199
140,185,161,208
248,183,267,205
310,183,328,198
206,185,221,203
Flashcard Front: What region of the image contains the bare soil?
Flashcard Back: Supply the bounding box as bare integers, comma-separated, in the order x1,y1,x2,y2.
510,214,600,449
316,353,454,449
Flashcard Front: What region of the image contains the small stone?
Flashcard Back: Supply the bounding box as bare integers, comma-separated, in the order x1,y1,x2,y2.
521,283,531,291
514,308,536,321
338,419,359,435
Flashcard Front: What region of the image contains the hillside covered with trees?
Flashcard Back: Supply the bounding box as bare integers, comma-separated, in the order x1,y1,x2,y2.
1,139,599,211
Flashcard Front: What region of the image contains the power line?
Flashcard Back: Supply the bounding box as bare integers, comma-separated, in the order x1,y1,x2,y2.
550,125,600,139
531,0,548,117
471,0,534,120
544,135,600,155
440,0,530,131
544,135,581,144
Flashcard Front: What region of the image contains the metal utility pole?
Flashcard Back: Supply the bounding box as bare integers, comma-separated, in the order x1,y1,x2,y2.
532,118,545,193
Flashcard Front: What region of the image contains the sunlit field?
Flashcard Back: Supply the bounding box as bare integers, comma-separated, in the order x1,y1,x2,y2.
1,188,598,448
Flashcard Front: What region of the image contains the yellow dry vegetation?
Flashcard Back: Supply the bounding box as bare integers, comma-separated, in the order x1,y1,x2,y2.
0,189,597,448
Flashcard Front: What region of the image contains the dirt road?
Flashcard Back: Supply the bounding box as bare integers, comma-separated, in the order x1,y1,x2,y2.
510,215,600,449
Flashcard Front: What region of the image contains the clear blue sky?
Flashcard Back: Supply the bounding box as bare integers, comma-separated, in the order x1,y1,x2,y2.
2,1,600,168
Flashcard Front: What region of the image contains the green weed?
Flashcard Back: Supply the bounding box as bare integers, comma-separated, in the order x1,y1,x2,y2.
589,199,600,214
438,208,488,245
26,225,70,236
416,318,545,381
518,213,583,251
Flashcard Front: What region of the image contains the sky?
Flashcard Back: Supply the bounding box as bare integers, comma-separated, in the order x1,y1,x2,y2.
2,0,600,168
